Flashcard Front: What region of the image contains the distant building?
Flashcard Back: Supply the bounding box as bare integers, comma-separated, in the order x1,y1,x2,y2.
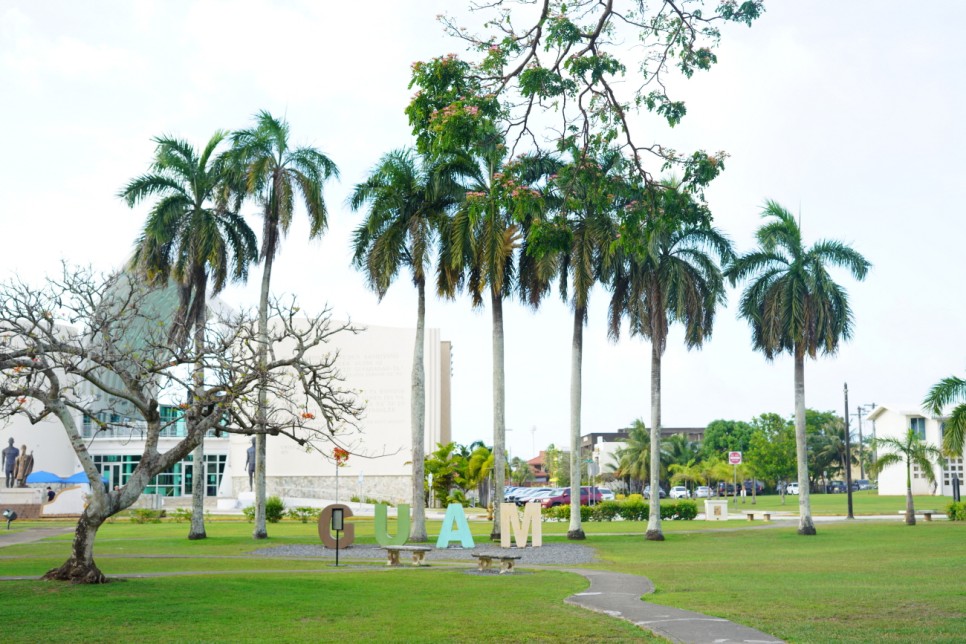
867,405,962,497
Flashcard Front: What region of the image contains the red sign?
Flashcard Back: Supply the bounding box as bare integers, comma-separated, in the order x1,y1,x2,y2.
728,451,742,465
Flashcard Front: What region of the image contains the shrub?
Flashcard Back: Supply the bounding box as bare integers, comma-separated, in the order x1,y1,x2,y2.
266,496,286,523
542,499,698,522
129,509,164,524
173,507,192,523
287,506,321,524
242,505,255,523
947,501,966,521
626,493,644,504
591,501,621,521
619,499,647,521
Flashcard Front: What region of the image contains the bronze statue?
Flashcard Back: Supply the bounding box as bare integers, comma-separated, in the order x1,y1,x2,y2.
2,438,18,488
14,445,33,487
244,438,256,491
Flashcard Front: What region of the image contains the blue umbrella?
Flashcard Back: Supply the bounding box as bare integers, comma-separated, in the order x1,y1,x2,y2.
62,471,109,484
25,471,65,484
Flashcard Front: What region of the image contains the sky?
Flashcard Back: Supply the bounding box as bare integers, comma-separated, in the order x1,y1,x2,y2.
2,1,964,461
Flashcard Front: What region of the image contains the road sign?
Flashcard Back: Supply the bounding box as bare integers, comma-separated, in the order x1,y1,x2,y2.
728,451,742,465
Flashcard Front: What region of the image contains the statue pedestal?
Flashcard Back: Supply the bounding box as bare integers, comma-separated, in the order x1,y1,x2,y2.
0,487,43,505
237,491,255,508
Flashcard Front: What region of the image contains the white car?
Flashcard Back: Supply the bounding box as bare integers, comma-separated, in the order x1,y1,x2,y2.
786,482,800,495
598,488,616,501
669,486,691,499
695,486,712,498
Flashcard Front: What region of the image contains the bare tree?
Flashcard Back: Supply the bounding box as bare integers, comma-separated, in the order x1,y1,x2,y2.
0,266,363,583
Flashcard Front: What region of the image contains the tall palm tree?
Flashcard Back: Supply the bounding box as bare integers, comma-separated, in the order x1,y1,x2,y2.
231,111,338,539
727,201,870,535
121,132,258,540
871,429,944,525
349,148,465,540
923,374,966,456
531,149,621,540
609,185,732,541
444,141,555,539
614,420,652,491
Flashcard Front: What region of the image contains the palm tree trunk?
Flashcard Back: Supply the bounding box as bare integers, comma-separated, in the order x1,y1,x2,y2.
568,304,586,540
253,251,274,540
490,288,505,541
188,283,207,540
794,351,816,535
409,278,428,541
904,459,916,525
646,338,664,541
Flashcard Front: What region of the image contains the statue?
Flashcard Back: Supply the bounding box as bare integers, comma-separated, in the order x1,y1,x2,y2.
2,438,19,488
14,446,33,487
245,438,256,491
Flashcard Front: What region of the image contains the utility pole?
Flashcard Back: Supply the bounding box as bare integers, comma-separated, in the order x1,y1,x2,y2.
844,383,854,519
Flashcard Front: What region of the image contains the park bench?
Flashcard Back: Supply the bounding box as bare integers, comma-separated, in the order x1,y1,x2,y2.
743,511,771,522
471,552,522,574
380,545,432,567
897,510,937,522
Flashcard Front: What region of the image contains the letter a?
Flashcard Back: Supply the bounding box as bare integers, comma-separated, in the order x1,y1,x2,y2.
500,502,543,548
436,503,475,548
374,503,410,546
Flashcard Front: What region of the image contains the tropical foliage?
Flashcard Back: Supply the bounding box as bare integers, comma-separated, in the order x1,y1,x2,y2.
923,373,966,456
871,429,944,525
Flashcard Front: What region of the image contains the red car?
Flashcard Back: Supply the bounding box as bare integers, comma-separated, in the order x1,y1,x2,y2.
540,486,603,508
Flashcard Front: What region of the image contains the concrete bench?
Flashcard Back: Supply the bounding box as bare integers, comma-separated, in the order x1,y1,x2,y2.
471,552,522,574
898,510,937,521
744,511,771,522
381,545,432,567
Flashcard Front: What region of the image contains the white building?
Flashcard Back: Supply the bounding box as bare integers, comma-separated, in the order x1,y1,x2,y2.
1,321,451,506
867,405,962,497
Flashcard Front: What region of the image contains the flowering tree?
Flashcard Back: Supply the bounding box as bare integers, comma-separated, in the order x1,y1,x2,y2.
0,267,363,583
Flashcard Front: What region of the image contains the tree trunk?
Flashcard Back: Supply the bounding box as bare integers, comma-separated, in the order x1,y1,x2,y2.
42,509,108,583
794,351,816,535
409,278,428,541
904,461,916,525
254,250,274,540
489,288,505,541
188,289,207,540
568,304,586,540
646,338,664,541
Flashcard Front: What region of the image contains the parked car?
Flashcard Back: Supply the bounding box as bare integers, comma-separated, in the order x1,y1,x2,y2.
514,487,553,505
540,486,604,508
598,488,616,501
826,480,846,494
854,479,872,491
642,485,667,500
517,488,557,506
695,485,712,498
786,482,800,495
669,486,690,499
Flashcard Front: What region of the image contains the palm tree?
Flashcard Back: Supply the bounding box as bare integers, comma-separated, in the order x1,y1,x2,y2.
727,201,870,535
444,141,555,539
614,420,652,491
923,374,966,456
466,443,495,508
121,132,258,540
609,185,732,541
350,148,466,541
231,111,338,539
530,149,621,540
871,429,944,525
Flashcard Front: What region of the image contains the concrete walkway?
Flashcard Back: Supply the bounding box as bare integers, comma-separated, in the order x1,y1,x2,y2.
563,568,783,643
0,526,73,548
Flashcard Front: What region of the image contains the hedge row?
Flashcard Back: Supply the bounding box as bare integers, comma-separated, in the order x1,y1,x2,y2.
542,499,698,522
947,501,966,521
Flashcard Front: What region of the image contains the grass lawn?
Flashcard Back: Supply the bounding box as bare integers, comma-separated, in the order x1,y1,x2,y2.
2,511,964,642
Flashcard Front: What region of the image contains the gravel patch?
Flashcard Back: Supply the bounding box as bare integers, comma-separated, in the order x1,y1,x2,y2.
252,542,596,565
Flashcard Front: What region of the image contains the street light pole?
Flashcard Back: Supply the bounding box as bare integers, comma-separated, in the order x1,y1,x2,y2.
844,383,854,519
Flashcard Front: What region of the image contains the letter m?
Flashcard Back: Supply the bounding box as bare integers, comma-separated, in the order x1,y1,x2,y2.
500,502,542,548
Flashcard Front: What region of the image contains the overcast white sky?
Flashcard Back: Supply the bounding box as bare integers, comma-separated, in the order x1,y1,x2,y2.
2,1,964,460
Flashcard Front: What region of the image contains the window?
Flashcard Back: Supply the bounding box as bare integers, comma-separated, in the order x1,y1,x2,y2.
910,417,926,439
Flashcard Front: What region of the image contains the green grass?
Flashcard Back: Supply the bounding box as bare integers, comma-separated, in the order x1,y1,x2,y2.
702,490,947,515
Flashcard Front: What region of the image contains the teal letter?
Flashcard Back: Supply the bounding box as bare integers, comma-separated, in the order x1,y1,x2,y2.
436,503,475,548
374,503,410,546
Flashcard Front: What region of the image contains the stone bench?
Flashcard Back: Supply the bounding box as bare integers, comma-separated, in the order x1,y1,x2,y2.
744,511,771,522
471,552,522,574
381,545,432,567
898,510,937,521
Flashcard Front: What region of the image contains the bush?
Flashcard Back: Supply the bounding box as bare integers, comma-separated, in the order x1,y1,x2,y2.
242,496,286,523
946,501,966,521
287,506,321,524
129,509,164,524
173,507,192,523
542,499,697,523
591,500,621,521
619,499,647,521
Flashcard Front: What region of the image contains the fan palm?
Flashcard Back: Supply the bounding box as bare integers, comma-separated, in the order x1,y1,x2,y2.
870,429,944,525
608,185,732,541
444,141,555,539
350,149,465,539
121,131,258,540
727,200,870,535
231,111,338,539
923,374,966,456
